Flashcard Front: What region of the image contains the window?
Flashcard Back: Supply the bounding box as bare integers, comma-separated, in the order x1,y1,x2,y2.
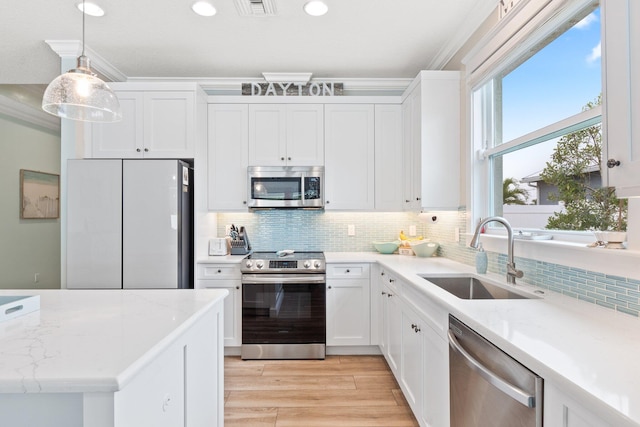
471,2,626,235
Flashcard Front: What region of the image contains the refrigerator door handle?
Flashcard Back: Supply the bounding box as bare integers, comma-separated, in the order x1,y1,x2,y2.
448,329,536,408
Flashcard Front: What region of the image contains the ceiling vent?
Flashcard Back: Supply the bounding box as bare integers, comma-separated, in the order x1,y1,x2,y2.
234,0,277,16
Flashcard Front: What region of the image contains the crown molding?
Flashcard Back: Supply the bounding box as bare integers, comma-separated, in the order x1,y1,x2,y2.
427,0,500,69
0,95,60,133
45,40,127,82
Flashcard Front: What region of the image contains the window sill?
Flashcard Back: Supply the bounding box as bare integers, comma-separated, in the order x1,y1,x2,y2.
466,233,640,281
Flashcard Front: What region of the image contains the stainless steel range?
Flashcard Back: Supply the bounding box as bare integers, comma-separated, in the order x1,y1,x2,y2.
241,251,326,360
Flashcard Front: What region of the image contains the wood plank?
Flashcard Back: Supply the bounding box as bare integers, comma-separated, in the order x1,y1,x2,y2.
275,406,420,427
261,360,390,377
224,407,278,427
354,373,400,390
225,389,399,408
226,374,356,391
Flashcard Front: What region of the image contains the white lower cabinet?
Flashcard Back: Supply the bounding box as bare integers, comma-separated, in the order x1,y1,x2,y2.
544,382,613,427
326,263,371,346
400,304,424,416
377,272,450,427
196,263,242,347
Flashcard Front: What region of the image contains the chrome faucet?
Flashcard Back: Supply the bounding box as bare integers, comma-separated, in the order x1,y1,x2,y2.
470,216,524,284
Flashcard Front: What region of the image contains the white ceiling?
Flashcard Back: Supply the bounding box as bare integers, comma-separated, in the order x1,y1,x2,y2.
1,0,496,87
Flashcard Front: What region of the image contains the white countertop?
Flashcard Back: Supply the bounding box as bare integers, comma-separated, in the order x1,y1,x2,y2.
325,252,640,427
0,289,227,394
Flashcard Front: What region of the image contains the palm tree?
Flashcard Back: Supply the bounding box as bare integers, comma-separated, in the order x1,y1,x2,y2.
503,177,529,205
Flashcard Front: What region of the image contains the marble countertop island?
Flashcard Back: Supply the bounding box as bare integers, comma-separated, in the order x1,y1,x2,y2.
0,288,228,427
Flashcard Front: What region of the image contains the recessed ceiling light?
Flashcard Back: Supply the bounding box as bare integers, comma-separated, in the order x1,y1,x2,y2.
304,1,328,16
192,1,217,16
76,2,105,17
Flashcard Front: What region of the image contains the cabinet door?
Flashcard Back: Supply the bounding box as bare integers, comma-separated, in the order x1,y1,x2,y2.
326,277,370,346
248,104,286,165
400,304,423,417
402,90,421,210
286,104,324,166
198,279,242,347
602,0,640,197
375,105,403,211
544,382,613,427
208,104,249,210
143,92,195,158
419,73,460,209
91,92,144,158
324,104,375,210
385,279,402,376
421,322,449,427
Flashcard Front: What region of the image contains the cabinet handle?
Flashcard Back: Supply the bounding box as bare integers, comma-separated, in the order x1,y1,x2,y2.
607,158,621,168
243,201,247,205
346,269,350,273
415,326,421,333
328,286,332,289
281,157,285,161
326,200,330,204
416,197,421,201
217,269,222,273
389,279,395,283
236,286,240,289
144,148,149,152
387,293,393,298
288,157,291,161
380,272,385,276
411,323,417,329
405,199,410,203
381,291,388,296
136,148,141,152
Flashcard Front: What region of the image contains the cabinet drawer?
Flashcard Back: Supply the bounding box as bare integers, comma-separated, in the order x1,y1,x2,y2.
197,264,241,280
326,263,371,279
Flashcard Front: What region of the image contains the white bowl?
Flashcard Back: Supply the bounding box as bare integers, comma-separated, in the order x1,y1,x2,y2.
410,240,439,257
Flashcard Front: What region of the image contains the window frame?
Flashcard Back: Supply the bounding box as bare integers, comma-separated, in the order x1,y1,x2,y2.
462,0,640,279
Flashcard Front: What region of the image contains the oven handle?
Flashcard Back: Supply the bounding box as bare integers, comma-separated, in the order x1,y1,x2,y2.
242,274,326,285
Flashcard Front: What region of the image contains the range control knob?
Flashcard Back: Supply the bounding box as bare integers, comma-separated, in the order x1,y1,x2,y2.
303,260,312,269
245,260,253,269
314,260,322,269
256,260,264,269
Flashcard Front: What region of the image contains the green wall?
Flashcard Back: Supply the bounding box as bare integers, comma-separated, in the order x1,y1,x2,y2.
0,114,61,288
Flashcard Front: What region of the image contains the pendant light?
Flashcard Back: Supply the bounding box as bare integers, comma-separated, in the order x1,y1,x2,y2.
42,0,121,122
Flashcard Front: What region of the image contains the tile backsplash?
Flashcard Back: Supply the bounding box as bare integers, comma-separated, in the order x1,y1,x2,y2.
216,208,640,316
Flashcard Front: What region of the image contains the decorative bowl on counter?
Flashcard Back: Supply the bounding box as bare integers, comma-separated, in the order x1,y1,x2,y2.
373,241,400,254
410,240,439,257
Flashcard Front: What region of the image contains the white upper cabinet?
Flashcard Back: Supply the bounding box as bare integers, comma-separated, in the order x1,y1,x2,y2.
402,71,461,210
89,83,200,159
208,104,249,211
602,0,640,197
375,105,404,211
324,104,375,210
248,104,324,166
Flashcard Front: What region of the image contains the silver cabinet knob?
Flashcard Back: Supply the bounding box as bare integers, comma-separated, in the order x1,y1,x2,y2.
136,148,141,152
607,159,621,168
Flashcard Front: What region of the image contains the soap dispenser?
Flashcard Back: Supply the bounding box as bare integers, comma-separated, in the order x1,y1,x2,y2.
475,243,488,274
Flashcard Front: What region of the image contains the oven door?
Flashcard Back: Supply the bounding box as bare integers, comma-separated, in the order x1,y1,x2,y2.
242,274,326,358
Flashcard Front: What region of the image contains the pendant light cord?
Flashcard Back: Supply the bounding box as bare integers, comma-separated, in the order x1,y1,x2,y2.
82,0,86,56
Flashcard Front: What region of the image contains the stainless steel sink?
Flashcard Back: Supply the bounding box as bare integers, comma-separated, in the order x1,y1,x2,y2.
420,276,536,300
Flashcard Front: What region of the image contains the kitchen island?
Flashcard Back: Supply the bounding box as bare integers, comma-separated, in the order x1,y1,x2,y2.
0,288,227,427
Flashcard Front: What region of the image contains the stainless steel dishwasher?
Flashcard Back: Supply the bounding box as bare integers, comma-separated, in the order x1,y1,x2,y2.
448,315,543,427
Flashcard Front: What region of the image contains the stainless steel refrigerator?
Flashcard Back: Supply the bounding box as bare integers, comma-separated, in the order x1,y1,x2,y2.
67,159,194,289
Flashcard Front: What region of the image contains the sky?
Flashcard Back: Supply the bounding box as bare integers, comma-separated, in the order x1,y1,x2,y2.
499,8,602,184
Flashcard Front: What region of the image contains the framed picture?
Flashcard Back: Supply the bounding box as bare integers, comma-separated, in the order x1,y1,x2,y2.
20,169,60,219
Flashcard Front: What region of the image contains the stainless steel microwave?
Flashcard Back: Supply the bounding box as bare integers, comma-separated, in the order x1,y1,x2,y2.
247,166,324,209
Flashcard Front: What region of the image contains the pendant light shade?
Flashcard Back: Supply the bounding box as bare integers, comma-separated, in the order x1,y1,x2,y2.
42,1,121,122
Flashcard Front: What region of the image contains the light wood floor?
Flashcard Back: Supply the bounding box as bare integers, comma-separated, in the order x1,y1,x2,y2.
224,355,419,427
